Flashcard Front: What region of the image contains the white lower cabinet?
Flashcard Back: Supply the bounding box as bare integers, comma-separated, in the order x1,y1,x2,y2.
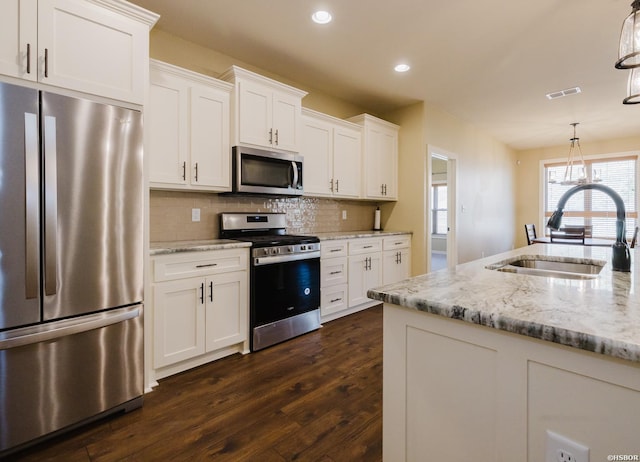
152,248,248,378
382,235,411,284
320,234,410,322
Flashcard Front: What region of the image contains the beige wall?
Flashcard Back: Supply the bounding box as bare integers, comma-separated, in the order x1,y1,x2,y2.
383,102,518,273
514,135,640,248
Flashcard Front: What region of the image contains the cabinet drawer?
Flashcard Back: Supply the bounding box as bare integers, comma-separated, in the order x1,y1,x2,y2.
383,235,411,250
153,249,248,282
348,238,382,255
321,284,349,317
321,256,348,287
321,240,348,258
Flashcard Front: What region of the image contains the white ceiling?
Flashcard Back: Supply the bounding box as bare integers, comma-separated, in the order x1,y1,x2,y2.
130,0,639,150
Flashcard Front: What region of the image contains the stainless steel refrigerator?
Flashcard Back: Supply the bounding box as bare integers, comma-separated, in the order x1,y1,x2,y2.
0,81,144,455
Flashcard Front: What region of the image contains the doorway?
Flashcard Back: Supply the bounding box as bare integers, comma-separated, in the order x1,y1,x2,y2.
427,147,457,272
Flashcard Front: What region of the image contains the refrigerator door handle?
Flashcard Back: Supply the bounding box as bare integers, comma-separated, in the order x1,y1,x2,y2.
43,115,58,296
24,112,39,299
0,305,141,350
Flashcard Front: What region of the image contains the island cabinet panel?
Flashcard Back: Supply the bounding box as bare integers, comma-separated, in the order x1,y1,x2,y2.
0,0,156,104
151,248,249,379
383,304,640,461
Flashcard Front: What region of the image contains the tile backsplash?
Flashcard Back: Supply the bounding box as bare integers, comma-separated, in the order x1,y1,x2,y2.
150,190,380,242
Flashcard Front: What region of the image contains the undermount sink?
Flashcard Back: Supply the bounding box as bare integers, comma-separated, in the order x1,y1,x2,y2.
485,255,606,280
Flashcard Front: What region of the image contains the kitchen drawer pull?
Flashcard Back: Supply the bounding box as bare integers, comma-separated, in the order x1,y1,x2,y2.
330,297,342,303
195,263,218,268
363,245,373,249
329,270,342,275
330,248,342,253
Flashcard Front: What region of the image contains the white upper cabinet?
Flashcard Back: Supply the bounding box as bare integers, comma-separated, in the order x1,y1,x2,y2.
0,0,158,104
302,108,362,199
221,65,307,153
348,114,400,201
148,60,232,192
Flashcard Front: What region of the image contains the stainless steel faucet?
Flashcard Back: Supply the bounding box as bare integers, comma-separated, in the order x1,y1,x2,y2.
547,184,631,272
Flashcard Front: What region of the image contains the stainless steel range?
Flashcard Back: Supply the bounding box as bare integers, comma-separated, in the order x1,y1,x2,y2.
220,213,321,351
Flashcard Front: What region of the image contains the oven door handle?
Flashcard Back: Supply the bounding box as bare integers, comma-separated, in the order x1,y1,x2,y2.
254,251,320,266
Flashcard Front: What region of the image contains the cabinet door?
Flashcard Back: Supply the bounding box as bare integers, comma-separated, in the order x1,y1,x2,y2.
154,278,206,368
205,271,248,352
272,91,301,152
348,253,382,307
0,0,37,81
333,125,362,198
238,79,272,148
302,116,333,196
148,71,189,186
365,124,398,199
383,249,411,285
190,84,231,190
38,0,147,103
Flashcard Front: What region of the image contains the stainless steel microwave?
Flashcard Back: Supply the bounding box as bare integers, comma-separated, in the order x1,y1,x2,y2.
232,146,303,196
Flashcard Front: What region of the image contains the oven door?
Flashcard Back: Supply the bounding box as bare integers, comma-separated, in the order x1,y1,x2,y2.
251,256,320,327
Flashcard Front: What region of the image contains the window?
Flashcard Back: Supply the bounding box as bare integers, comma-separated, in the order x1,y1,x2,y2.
543,155,638,239
431,184,448,235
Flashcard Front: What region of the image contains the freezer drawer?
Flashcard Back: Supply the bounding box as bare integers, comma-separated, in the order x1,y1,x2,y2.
0,305,144,455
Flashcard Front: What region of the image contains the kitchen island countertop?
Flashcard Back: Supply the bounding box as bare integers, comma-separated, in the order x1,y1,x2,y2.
150,239,252,256
368,243,640,362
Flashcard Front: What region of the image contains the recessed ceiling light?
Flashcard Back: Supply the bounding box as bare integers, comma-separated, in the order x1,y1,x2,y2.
312,11,332,24
394,64,411,73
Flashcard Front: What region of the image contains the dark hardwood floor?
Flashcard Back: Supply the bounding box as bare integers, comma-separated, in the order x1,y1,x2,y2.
7,306,383,462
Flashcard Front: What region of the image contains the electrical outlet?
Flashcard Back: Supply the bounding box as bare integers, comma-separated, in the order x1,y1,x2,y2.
546,430,589,462
342,210,347,220
191,208,201,222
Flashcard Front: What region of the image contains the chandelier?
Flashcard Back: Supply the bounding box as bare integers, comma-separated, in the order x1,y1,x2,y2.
548,123,601,185
615,0,640,104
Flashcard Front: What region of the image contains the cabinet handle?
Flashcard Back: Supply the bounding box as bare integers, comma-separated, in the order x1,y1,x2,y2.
329,270,342,275
182,161,186,181
195,263,218,268
330,297,342,303
330,178,334,192
269,128,273,144
330,248,341,253
381,184,384,195
209,281,213,302
194,162,199,182
399,252,402,264
363,245,373,249
44,48,49,78
26,43,31,74
335,179,339,192
199,283,204,304
275,129,279,145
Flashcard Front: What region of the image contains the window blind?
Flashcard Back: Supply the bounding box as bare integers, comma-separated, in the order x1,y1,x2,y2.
543,155,638,239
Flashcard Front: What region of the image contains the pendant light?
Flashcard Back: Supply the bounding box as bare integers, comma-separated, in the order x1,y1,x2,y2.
624,67,640,104
548,123,601,185
615,0,640,69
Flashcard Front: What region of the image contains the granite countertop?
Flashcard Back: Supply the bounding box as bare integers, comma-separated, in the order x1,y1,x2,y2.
313,230,412,240
368,243,640,363
150,239,252,256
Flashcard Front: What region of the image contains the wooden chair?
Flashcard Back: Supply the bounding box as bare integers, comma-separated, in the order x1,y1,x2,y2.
564,224,592,238
524,224,536,245
631,226,638,249
550,227,585,245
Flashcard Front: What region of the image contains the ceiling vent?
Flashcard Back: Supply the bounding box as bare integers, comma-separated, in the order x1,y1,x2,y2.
546,86,582,100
